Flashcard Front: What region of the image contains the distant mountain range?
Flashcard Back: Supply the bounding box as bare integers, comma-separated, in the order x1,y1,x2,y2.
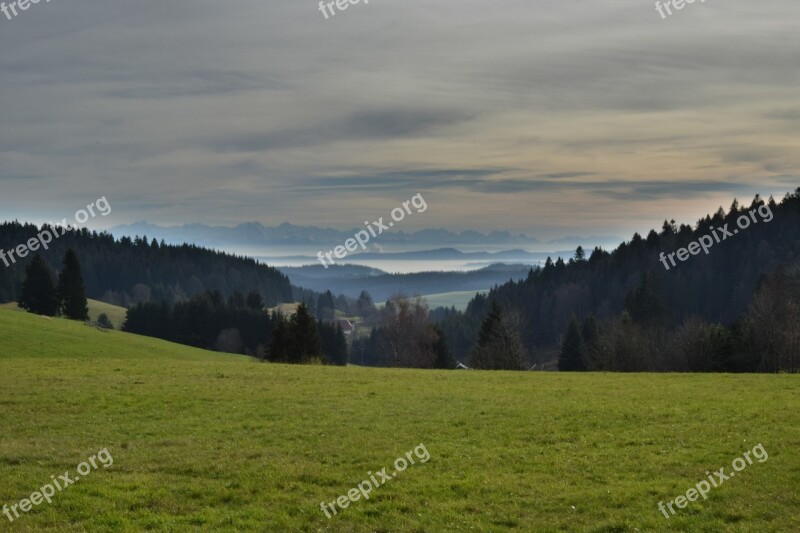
110,221,619,249
264,247,573,265
278,263,534,301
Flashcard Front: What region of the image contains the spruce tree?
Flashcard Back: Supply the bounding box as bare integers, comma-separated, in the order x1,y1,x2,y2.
268,315,290,362
18,255,59,316
246,291,264,310
57,249,89,321
317,290,336,320
330,324,349,366
288,303,322,363
432,325,456,369
469,301,526,370
581,315,599,369
559,316,586,371
317,319,349,365
582,315,599,346
624,270,669,327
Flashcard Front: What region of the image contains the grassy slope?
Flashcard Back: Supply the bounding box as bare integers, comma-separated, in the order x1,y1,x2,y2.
84,300,127,329
0,308,798,532
375,290,488,311
267,302,300,316
421,290,488,311
0,299,128,329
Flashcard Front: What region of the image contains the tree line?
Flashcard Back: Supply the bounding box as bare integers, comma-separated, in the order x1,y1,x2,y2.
124,295,348,364
438,188,800,373
17,250,89,321
0,222,292,308
558,264,800,373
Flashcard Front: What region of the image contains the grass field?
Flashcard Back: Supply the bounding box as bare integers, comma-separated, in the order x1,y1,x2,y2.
83,300,127,329
376,290,488,311
420,290,488,311
0,299,127,329
267,302,301,316
0,308,798,531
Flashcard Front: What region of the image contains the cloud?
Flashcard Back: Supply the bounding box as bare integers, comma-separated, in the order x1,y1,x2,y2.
209,107,475,153
0,0,798,236
104,70,275,100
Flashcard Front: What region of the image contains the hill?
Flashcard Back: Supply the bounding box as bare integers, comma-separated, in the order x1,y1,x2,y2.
446,189,800,358
0,222,293,307
0,299,127,329
279,263,531,301
0,308,798,530
0,307,241,361
83,299,128,329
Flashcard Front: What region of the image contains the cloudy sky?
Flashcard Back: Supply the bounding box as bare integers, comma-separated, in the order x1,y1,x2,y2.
1,0,798,239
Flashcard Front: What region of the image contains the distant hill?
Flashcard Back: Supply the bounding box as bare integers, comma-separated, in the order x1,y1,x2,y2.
278,264,385,281
450,189,800,354
263,248,572,268
278,263,532,301
0,222,293,307
343,248,549,261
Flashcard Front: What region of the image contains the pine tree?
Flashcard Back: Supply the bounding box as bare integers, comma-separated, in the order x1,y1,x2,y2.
356,290,377,321
624,270,668,327
268,315,290,362
317,290,336,320
558,315,586,371
288,303,323,363
318,319,349,365
246,291,264,310
330,324,349,366
432,325,456,369
475,300,503,347
469,301,526,370
57,249,89,321
582,315,599,346
581,315,599,369
227,291,246,309
18,255,59,316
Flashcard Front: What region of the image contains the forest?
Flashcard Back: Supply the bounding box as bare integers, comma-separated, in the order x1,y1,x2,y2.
435,189,800,372
0,223,292,307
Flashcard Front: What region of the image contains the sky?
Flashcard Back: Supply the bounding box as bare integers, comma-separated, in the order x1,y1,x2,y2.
0,0,798,240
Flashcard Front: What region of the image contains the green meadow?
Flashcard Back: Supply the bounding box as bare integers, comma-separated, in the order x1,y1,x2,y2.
0,308,798,532
418,290,488,311
0,299,127,330
376,290,488,312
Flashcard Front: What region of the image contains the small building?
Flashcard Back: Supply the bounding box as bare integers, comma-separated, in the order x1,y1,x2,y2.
332,319,355,336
